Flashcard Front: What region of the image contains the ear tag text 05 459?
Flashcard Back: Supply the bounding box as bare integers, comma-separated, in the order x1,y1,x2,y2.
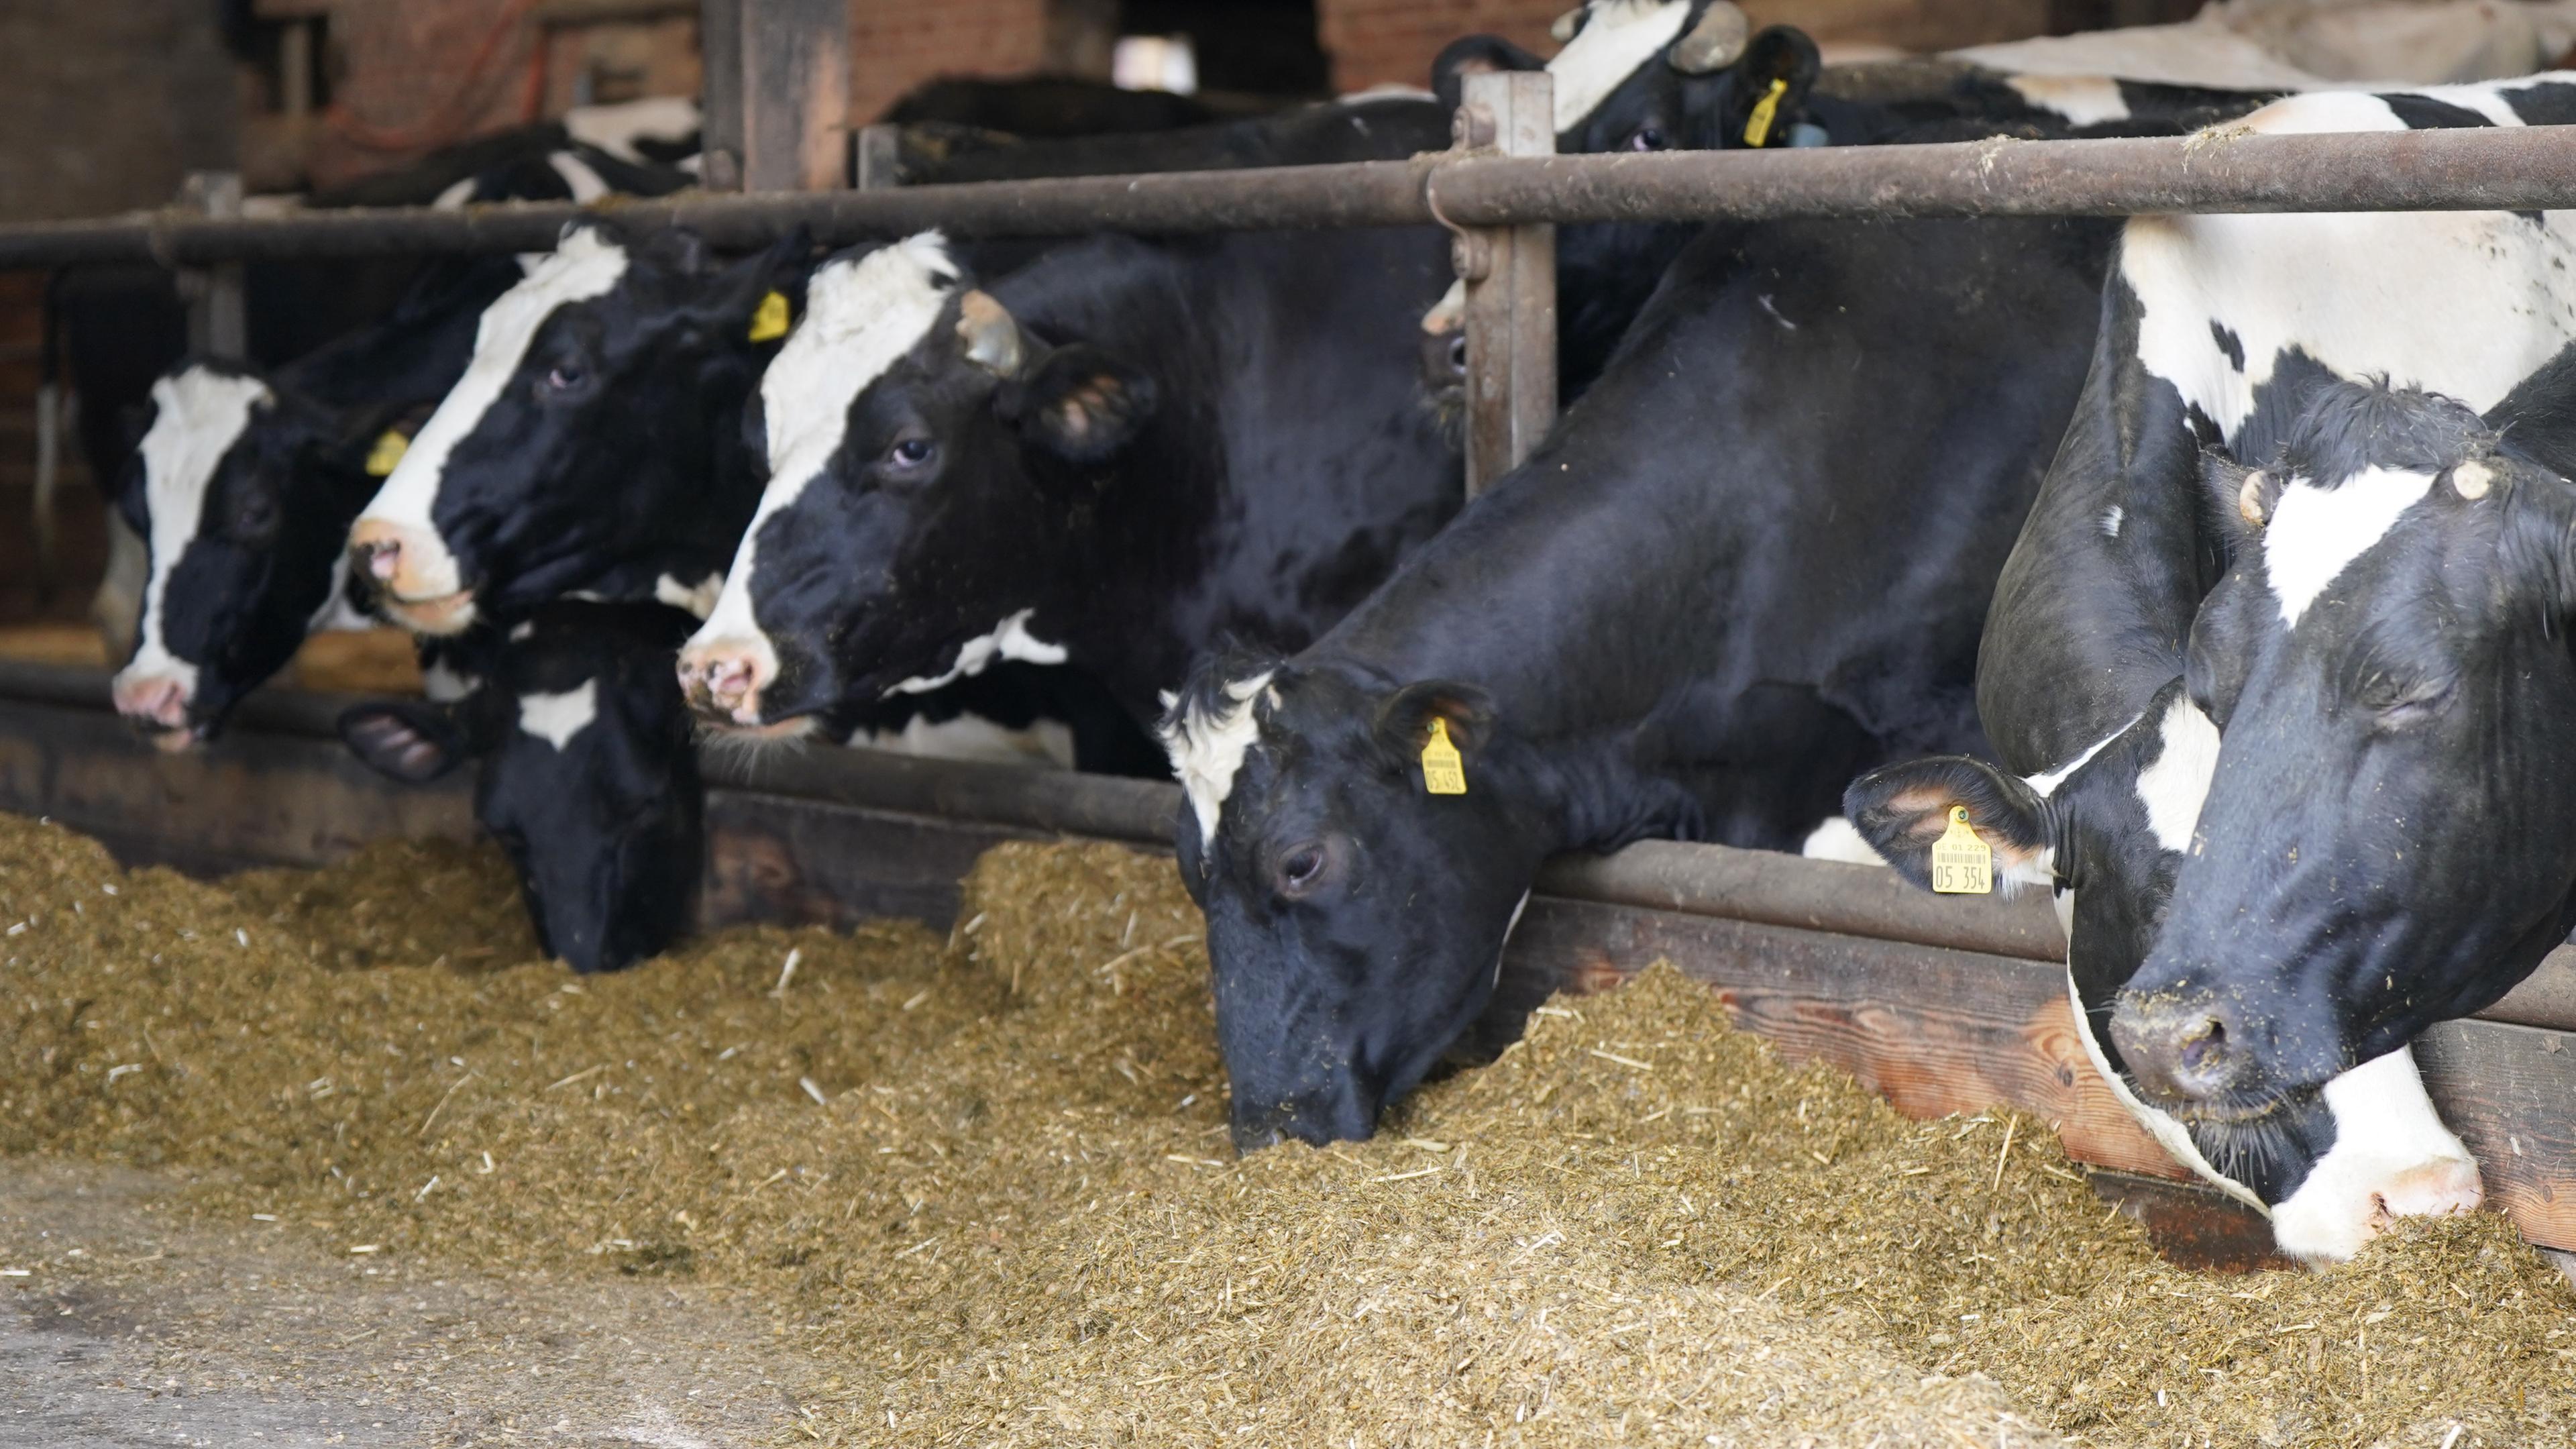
364,430,410,478
1930,806,1992,895
747,290,792,343
1421,717,1467,796
1743,77,1789,148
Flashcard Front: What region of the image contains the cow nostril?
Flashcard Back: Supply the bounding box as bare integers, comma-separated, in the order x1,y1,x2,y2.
356,539,401,581
2179,1016,2226,1073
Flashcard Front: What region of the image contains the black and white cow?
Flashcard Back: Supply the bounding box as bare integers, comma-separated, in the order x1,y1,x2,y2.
107,256,523,747
339,599,703,974
1843,77,2576,1261
1161,206,2118,1150
345,221,794,636
672,215,1460,741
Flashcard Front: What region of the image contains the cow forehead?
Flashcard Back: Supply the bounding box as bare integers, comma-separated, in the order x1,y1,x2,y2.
1161,671,1279,850
761,233,960,490
1548,0,1688,133
2263,466,2436,629
366,227,631,525
132,367,273,670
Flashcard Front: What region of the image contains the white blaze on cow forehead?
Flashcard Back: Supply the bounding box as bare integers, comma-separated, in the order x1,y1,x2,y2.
358,227,632,550
1548,0,1690,133
2263,466,2434,629
518,678,599,751
1160,671,1278,850
2133,692,2219,855
2122,89,2576,443
694,233,961,655
888,609,1069,696
124,366,273,692
2269,1045,2481,1263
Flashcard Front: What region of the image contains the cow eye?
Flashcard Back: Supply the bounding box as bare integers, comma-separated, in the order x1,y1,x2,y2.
234,493,277,534
1276,841,1330,897
543,363,586,393
2377,682,2457,729
1626,126,1666,152
886,437,936,470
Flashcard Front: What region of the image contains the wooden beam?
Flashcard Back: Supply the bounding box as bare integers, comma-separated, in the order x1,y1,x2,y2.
1454,70,1557,494
700,0,849,193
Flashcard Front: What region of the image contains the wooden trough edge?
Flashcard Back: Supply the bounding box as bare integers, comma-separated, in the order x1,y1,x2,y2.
5,659,2575,1258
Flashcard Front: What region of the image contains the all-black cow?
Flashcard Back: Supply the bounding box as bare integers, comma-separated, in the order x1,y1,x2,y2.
339,600,704,974
108,256,523,747
1161,207,2117,1150
1843,77,2576,1261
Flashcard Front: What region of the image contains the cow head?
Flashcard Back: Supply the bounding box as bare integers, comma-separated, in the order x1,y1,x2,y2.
1845,668,2483,1263
347,222,786,635
1161,655,1558,1150
111,363,372,749
678,233,1155,732
2114,382,2576,1118
339,600,702,973
1433,2,1817,156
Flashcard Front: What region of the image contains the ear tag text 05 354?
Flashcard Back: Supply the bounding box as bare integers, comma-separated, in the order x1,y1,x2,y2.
747,290,791,343
1421,717,1467,796
1930,806,1992,894
364,430,410,478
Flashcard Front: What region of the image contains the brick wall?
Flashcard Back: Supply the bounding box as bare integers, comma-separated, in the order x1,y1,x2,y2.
852,0,1055,125
1316,0,2063,95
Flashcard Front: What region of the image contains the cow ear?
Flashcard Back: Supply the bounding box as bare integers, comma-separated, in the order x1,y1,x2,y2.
337,702,468,785
686,226,812,338
2200,449,2279,552
1374,679,1497,766
640,224,713,276
1007,345,1156,464
1843,756,2051,893
1433,34,1545,112
1703,25,1821,148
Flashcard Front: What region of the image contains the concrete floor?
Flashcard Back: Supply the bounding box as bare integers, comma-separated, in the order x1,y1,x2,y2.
1,1162,822,1448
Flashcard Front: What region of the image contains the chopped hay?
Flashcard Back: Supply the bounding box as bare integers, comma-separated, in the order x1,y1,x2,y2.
3,812,2569,1446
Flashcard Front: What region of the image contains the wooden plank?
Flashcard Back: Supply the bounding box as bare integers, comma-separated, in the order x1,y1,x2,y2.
702,790,1041,930
696,0,745,191
2416,1018,2576,1251
734,0,849,193
1456,70,1556,494
2088,1170,2292,1275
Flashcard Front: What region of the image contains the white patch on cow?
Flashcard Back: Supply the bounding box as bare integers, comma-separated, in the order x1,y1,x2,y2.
508,621,536,641
307,554,374,633
2100,504,2124,538
2065,968,2271,1214
421,660,480,702
2122,87,2576,448
1951,21,2326,93
653,571,723,619
692,233,959,672
517,678,598,751
357,227,633,595
2133,692,2220,853
431,176,478,211
1799,816,1888,867
843,713,1076,769
2270,1046,2482,1263
2006,72,2130,125
1546,0,1690,133
1495,888,1534,989
1338,83,1435,104
544,150,611,203
2263,466,2434,629
2026,709,2141,799
562,96,700,164
1161,671,1277,849
888,609,1070,695
119,366,272,701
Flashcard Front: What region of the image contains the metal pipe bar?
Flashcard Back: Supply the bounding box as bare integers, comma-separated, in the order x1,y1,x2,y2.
7,124,2576,270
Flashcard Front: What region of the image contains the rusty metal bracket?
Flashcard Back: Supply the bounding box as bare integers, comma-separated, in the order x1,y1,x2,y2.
1434,72,1558,496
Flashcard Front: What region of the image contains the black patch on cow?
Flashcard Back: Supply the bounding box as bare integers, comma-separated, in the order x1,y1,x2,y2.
2376,93,2493,130
2209,319,2245,373
2502,80,2576,127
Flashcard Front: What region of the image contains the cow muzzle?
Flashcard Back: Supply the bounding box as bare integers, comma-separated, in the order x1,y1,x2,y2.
111,671,202,752
2108,991,2259,1112
347,519,475,634
676,636,777,729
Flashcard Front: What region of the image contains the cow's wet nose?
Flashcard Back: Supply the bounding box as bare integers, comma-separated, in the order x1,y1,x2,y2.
675,639,771,725
2109,993,2249,1105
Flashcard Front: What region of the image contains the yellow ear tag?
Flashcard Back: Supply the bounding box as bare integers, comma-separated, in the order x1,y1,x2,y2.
1420,716,1467,796
747,289,791,343
1743,76,1788,148
1929,805,1993,895
363,429,409,478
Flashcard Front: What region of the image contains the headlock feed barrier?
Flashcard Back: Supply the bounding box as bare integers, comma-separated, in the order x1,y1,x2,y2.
9,66,2576,1269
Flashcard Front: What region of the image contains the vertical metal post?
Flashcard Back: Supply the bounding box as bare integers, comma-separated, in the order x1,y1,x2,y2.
854,123,902,191
178,171,247,359
1456,70,1556,496
702,0,853,193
